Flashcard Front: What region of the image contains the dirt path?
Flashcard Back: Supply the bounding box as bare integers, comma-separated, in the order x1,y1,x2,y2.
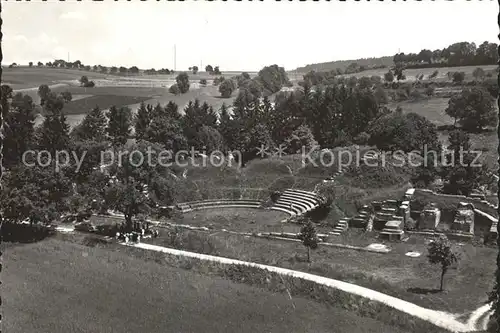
121,241,476,333
467,303,492,331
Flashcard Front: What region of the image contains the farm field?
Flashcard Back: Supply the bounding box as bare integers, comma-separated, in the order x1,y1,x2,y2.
4,67,111,90
2,238,407,333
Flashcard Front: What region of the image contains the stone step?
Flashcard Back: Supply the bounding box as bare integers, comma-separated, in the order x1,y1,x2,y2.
275,198,314,210
269,206,296,216
283,189,320,199
278,193,319,205
273,203,304,214
329,232,341,236
274,201,308,210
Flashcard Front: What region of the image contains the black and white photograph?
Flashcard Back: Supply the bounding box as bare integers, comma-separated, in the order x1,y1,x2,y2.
1,1,500,332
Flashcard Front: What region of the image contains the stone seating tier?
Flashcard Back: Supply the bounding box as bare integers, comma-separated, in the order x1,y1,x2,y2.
330,219,349,236
281,191,320,202
273,203,305,214
180,201,261,209
284,189,321,199
269,206,296,216
178,199,262,208
183,203,265,213
273,197,315,210
277,193,319,206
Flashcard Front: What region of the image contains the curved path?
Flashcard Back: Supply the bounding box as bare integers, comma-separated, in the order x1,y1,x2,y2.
121,241,478,333
467,303,492,331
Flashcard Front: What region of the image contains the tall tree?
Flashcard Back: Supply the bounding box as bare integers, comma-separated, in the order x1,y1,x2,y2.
106,106,132,146
71,106,107,141
445,87,497,132
176,72,190,93
134,102,151,141
4,92,36,167
37,92,71,155
441,129,488,196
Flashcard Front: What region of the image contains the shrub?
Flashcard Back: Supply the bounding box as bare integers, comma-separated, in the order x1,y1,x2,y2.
425,86,435,96
83,81,95,88
169,84,180,95
452,71,465,83
428,70,439,80
213,76,225,86
410,88,422,100
353,132,370,145
405,217,417,231
175,72,190,93
270,190,282,203
199,79,207,86
219,79,236,98
396,88,409,101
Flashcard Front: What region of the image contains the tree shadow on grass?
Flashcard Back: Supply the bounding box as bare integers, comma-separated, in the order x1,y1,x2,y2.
407,287,442,295
2,223,56,244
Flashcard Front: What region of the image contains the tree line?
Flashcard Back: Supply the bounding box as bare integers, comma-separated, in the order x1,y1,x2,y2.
393,41,498,68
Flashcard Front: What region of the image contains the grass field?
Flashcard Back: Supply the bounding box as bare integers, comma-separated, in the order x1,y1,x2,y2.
3,238,408,333
144,226,495,315
178,208,292,233
389,98,454,127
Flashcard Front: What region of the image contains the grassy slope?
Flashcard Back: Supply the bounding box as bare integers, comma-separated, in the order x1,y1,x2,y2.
389,98,453,127
3,239,406,333
145,228,494,315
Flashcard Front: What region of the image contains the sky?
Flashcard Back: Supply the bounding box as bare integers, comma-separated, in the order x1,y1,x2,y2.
3,0,499,72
